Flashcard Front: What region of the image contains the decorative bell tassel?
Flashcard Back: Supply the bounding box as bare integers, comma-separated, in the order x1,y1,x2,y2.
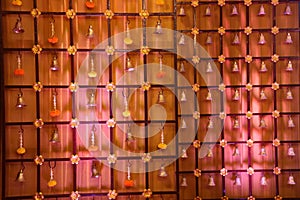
50,54,59,71
14,53,24,75
231,5,239,16
258,4,266,16
87,90,97,107
232,61,239,72
125,56,135,72
16,90,26,108
85,0,95,9
260,89,267,100
88,125,98,151
286,88,293,100
13,15,24,33
157,89,165,104
16,127,26,155
124,161,134,187
207,148,213,157
124,20,133,45
284,4,292,15
258,33,266,45
87,25,94,38
16,168,25,183
288,174,296,185
50,90,60,117
179,61,185,72
178,34,185,45
261,175,267,186
180,90,187,102
157,127,167,150
206,90,212,101
206,62,213,73
88,54,97,78
48,18,58,44
259,118,267,128
232,89,240,101
122,95,130,118
181,118,187,129
285,33,293,44
47,162,57,187
207,118,214,129
178,6,186,16
234,175,241,186
260,146,267,156
208,176,216,186
259,61,268,72
286,60,293,71
91,161,100,178
232,33,240,45
206,34,212,45
288,116,295,128
181,148,188,158
181,177,188,186
205,6,211,16
154,19,163,34
49,125,59,143
233,118,240,129
157,55,166,78
159,166,168,177
232,145,240,156
288,145,296,156
125,125,135,143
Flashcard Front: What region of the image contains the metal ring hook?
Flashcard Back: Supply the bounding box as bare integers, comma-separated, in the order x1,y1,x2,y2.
49,160,56,169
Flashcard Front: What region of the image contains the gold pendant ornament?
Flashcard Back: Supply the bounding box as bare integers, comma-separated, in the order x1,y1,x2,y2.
13,15,24,34
16,89,26,108
50,89,60,117
122,89,131,118
124,161,134,187
16,127,26,155
14,53,24,76
158,127,167,150
124,20,133,45
88,54,97,78
47,161,57,187
48,17,58,44
88,125,98,151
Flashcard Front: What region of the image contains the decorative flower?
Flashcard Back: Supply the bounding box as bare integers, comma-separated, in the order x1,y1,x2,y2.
244,26,252,35
105,45,115,56
248,196,255,200
104,9,114,19
273,138,280,147
106,118,116,128
32,45,42,54
141,82,151,91
220,168,228,176
194,196,202,200
67,45,77,55
246,83,253,91
70,118,79,128
246,111,253,119
218,0,225,6
70,191,80,200
220,139,227,147
107,190,118,199
70,154,80,164
271,54,279,63
191,27,199,35
274,195,282,200
245,55,253,63
271,0,279,6
218,83,225,92
69,82,78,92
139,10,149,19
106,82,115,92
141,153,151,162
194,169,201,177
244,0,252,6
273,167,281,175
192,83,200,92
31,8,41,18
33,81,43,92
221,196,229,200
12,0,22,6
34,155,44,165
219,112,226,119
141,46,150,55
193,111,200,119
193,140,201,148
191,0,199,7
142,189,152,198
34,118,44,128
247,139,254,147
34,192,44,200
272,110,280,118
218,55,226,63
218,27,226,35
271,82,279,90
192,55,200,64
247,167,255,175
66,9,76,19
271,26,279,35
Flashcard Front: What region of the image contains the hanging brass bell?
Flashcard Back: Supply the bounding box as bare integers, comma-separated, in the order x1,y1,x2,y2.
206,90,212,101
232,145,240,156
260,146,267,156
234,175,241,186
91,161,100,178
181,177,188,187
288,116,295,128
232,61,239,72
87,90,97,107
13,16,24,34
232,33,240,45
181,118,187,129
49,125,59,143
178,34,185,45
288,145,296,156
178,6,186,16
207,148,213,158
260,175,267,186
207,118,214,129
179,61,185,72
16,91,26,108
16,169,25,183
258,33,266,45
87,25,94,38
206,34,212,45
231,5,239,16
158,166,168,177
208,176,216,187
157,90,165,104
259,118,267,128
286,60,293,71
205,6,211,16
232,89,240,101
154,20,162,34
50,54,59,71
125,57,135,72
259,61,268,72
206,62,213,73
286,88,293,100
285,32,293,44
181,148,188,158
288,174,296,185
258,4,266,16
284,4,292,15
180,90,187,102
260,89,267,100
233,118,240,129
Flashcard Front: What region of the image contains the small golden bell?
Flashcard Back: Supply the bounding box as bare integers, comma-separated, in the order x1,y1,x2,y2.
258,33,266,45
288,145,296,156
286,60,293,71
180,90,187,102
87,25,94,38
205,6,211,16
179,61,185,72
232,145,240,156
260,89,267,100
208,176,216,186
178,34,185,45
207,148,213,157
125,57,135,72
205,34,212,45
285,32,293,44
91,161,100,178
260,146,267,156
261,175,267,186
232,89,240,101
49,125,59,143
258,4,266,16
16,91,26,108
157,90,165,104
259,118,267,128
181,118,187,129
231,5,239,15
154,20,163,34
206,62,213,73
232,61,239,72
259,61,268,72
159,166,168,177
233,118,240,128
50,54,59,71
181,148,188,158
178,6,186,16
288,116,295,128
16,169,25,182
286,88,293,100
288,174,296,185
234,175,241,186
181,177,188,186
284,4,292,15
207,118,214,129
232,33,240,45
13,16,24,34
206,90,212,101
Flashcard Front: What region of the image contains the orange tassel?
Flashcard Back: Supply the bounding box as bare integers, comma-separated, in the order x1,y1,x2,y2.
12,0,22,6
48,36,58,44
124,179,134,187
156,71,166,78
86,1,95,9
14,69,24,76
50,110,60,117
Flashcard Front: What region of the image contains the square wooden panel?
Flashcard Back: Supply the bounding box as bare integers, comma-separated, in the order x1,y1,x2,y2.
225,172,249,198
249,3,273,29
149,161,176,191
198,174,223,198
249,59,274,85
196,4,221,30
37,0,69,12
276,60,300,85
